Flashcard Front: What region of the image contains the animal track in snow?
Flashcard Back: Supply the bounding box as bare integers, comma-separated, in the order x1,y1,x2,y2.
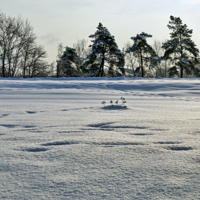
0,114,9,118
21,147,49,152
26,111,37,114
42,140,80,146
88,122,148,130
0,124,20,128
129,133,153,136
155,141,180,145
23,125,36,128
91,141,146,146
41,140,146,147
150,129,169,132
166,146,193,151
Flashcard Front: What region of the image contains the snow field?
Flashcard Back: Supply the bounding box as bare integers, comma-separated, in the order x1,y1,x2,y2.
0,78,200,199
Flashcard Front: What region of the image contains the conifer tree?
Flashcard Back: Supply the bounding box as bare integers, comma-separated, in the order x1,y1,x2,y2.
126,32,158,77
56,47,81,77
162,15,199,78
80,23,125,77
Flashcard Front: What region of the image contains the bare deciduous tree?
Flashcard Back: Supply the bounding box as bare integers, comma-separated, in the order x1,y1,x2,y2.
73,39,90,66
0,12,48,77
123,41,138,76
152,40,173,77
27,45,47,77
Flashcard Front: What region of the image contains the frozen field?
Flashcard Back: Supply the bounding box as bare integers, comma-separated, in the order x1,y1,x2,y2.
0,77,200,199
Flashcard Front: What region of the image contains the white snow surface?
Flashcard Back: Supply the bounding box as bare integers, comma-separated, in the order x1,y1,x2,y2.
1,77,200,199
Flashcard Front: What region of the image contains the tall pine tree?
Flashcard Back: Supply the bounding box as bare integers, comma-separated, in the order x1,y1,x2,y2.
126,32,158,77
162,16,199,78
80,23,125,77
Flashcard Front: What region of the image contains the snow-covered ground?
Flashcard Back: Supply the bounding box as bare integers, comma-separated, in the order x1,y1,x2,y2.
0,77,200,199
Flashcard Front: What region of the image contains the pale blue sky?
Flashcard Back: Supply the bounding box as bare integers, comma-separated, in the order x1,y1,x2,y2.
1,0,200,63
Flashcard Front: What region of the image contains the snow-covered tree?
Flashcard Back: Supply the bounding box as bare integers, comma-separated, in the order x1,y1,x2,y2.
126,32,159,77
162,15,199,78
56,47,81,77
80,23,125,77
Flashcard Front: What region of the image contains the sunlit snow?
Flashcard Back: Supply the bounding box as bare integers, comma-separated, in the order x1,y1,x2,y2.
0,77,200,199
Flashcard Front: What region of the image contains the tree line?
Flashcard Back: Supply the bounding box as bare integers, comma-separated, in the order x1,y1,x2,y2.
57,16,200,78
0,12,199,78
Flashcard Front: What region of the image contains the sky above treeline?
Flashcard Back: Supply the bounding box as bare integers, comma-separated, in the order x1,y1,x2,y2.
1,0,200,63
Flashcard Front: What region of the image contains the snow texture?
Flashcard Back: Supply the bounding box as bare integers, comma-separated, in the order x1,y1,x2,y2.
1,77,200,199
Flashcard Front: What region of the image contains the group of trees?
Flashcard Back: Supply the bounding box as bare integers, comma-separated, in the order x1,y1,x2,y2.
1,12,199,78
57,16,199,78
0,12,53,78
57,23,125,78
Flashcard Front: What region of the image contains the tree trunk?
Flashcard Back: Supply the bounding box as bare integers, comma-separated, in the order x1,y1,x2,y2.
2,51,6,77
57,63,59,78
180,35,183,78
29,66,31,77
100,60,104,77
23,54,28,78
8,61,11,77
180,66,183,78
140,48,144,77
23,67,26,78
99,53,105,77
2,62,5,77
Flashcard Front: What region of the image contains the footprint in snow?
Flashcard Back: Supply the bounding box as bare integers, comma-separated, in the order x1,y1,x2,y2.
166,146,193,151
26,111,37,114
21,147,49,152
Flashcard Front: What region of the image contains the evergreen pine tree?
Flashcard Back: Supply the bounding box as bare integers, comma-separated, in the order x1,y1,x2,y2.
162,15,199,78
80,23,125,77
56,47,81,77
126,32,158,77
